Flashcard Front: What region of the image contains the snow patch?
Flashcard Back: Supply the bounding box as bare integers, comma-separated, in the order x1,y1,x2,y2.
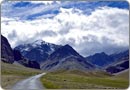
24,47,30,51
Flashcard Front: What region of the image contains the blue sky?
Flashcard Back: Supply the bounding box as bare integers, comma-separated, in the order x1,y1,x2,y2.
1,1,129,56
2,1,129,20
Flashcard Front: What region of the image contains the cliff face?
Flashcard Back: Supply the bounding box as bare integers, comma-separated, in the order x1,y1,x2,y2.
1,35,40,69
1,35,14,63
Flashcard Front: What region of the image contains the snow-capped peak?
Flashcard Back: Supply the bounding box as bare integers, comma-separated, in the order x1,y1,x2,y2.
35,40,44,44
32,40,49,46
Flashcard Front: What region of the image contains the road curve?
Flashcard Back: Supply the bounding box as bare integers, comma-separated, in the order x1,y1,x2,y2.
12,73,46,90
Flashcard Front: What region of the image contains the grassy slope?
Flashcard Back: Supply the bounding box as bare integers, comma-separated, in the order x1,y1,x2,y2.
40,70,129,89
114,69,129,80
1,62,42,89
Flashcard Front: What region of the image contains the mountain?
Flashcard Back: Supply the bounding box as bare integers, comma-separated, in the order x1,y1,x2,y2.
1,35,14,63
17,58,40,69
13,49,40,69
86,49,129,74
106,56,129,74
110,50,129,62
1,35,40,69
41,44,95,71
86,50,129,68
86,52,114,67
2,34,128,72
14,40,61,63
13,49,23,61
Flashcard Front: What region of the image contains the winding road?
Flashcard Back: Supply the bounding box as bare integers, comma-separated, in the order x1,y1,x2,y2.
12,73,46,90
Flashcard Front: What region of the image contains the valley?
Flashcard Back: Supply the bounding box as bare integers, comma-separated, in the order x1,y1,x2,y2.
1,35,129,89
1,61,43,89
40,70,129,89
1,1,129,89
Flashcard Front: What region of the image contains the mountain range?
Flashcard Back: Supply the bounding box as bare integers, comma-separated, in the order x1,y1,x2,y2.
86,52,114,67
106,55,129,74
41,44,95,71
1,35,40,69
1,35,129,74
86,50,129,68
14,40,61,63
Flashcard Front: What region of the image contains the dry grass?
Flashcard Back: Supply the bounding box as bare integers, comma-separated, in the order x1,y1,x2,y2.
1,75,27,89
1,62,42,89
114,69,129,80
40,70,129,89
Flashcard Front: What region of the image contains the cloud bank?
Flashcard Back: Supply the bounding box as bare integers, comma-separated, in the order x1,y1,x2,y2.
1,1,129,56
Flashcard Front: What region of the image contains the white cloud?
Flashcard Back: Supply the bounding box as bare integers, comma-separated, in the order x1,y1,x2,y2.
1,6,129,56
30,1,61,5
1,1,69,20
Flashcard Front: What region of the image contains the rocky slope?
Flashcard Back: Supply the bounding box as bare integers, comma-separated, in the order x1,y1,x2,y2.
86,52,114,67
86,50,129,69
1,35,40,69
41,44,95,71
106,56,129,74
1,35,14,63
15,40,61,63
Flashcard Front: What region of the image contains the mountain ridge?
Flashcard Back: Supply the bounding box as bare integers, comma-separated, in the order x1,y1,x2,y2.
1,35,129,73
41,44,96,71
86,52,114,67
86,50,129,68
1,35,40,69
14,40,61,63
1,35,14,63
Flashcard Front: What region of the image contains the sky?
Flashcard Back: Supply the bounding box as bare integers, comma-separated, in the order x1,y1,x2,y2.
1,1,129,57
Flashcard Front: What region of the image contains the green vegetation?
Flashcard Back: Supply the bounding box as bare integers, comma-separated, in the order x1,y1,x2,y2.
1,62,42,89
40,70,129,89
114,70,129,80
1,62,129,89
